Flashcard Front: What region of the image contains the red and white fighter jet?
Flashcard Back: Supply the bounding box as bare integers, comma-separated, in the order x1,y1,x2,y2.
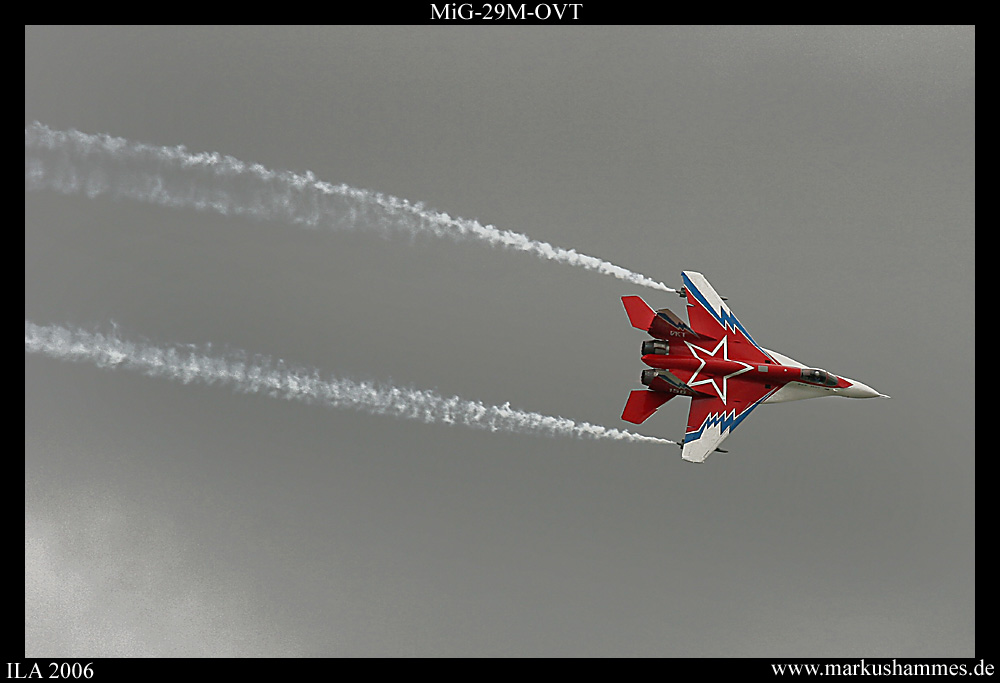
622,271,889,462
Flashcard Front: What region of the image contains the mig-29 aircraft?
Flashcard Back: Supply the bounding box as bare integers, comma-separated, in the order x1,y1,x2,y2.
622,271,889,462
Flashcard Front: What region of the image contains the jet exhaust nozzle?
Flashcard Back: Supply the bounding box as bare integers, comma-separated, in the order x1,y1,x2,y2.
641,339,669,356
641,369,658,386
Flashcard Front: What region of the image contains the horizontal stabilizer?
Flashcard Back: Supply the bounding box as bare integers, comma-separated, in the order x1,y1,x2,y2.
622,296,704,341
621,390,675,424
622,296,656,332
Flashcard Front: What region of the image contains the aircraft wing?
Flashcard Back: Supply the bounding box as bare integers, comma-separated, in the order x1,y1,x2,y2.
681,376,778,463
681,271,774,365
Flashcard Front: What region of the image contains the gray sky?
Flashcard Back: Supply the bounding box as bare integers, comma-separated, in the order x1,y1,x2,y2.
25,26,974,657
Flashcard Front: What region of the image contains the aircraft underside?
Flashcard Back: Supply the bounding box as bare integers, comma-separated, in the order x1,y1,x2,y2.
621,271,887,462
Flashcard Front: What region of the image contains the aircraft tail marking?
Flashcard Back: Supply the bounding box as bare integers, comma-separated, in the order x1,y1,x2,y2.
622,296,706,341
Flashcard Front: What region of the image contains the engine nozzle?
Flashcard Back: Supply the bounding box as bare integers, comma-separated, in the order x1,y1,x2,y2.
641,339,669,356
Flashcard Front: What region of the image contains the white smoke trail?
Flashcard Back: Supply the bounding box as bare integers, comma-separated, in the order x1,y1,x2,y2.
24,122,675,293
25,321,677,446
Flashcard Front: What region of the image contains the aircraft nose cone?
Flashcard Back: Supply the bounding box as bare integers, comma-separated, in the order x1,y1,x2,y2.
841,380,883,399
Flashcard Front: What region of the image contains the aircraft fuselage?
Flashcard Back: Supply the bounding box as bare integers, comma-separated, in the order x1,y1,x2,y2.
641,354,843,388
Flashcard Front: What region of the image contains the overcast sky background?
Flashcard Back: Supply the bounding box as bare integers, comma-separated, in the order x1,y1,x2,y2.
25,26,974,657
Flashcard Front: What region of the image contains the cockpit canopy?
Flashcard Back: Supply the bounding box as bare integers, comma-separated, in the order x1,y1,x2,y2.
800,368,839,387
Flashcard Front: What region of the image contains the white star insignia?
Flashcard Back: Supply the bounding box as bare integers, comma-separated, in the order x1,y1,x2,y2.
684,336,752,404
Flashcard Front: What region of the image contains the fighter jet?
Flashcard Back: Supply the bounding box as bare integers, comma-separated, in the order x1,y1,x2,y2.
621,271,888,462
